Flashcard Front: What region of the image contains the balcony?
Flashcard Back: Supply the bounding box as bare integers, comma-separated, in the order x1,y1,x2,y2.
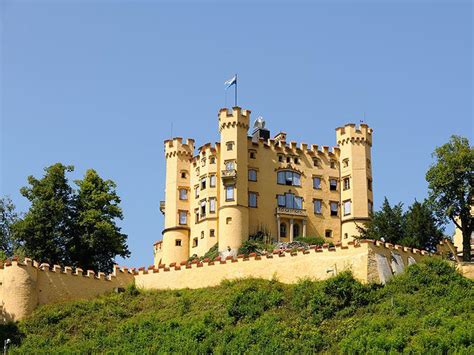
159,201,165,215
221,169,237,183
276,207,307,217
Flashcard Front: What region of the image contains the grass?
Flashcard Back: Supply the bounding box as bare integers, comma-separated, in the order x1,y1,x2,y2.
3,259,473,353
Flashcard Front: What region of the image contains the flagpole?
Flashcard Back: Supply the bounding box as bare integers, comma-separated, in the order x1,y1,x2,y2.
234,73,237,107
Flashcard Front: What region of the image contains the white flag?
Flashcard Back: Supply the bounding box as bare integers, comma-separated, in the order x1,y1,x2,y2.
224,75,237,89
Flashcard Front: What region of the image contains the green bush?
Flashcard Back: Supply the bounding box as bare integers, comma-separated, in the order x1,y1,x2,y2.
295,236,326,245
237,240,273,256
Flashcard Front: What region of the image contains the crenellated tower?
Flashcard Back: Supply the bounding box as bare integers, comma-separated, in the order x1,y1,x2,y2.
217,107,250,256
336,123,374,242
161,137,194,265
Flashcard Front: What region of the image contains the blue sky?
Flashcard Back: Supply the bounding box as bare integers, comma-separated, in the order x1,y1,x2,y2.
1,1,472,267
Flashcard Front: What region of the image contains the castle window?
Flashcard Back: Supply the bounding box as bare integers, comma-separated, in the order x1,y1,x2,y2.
278,155,284,162
249,151,256,159
200,200,206,217
195,186,199,198
210,157,216,164
330,202,338,216
200,231,204,239
342,159,349,168
175,239,182,247
286,156,291,163
225,186,234,201
277,193,303,209
210,175,216,187
280,223,287,238
249,192,257,208
181,171,187,179
329,178,338,191
179,188,188,200
179,211,187,225
200,177,206,190
226,141,234,151
210,229,215,237
313,177,321,189
248,169,257,181
225,161,234,171
368,178,372,191
209,198,216,213
343,200,351,216
343,177,350,191
313,158,321,168
344,233,348,239
325,230,332,238
201,158,206,167
294,157,299,164
192,238,198,247
195,209,199,223
330,160,336,169
313,199,322,215
226,217,232,224
277,170,301,186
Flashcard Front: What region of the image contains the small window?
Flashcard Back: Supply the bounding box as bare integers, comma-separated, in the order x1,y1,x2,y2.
201,158,206,167
225,186,234,201
195,186,199,198
210,157,216,164
277,194,285,207
209,198,216,213
249,192,257,208
280,223,287,238
179,211,187,225
342,159,349,168
313,158,320,167
286,156,291,163
344,233,348,239
200,231,204,239
330,202,338,216
210,175,216,187
325,230,332,238
196,167,200,176
368,178,372,191
294,157,299,164
200,177,206,190
278,155,284,162
175,239,182,247
313,177,321,189
330,160,336,169
313,199,322,214
179,188,188,200
192,238,198,247
329,179,338,191
343,177,350,191
210,229,215,237
226,217,232,224
249,151,256,159
248,169,257,181
200,200,206,217
225,161,234,171
181,172,187,179
195,209,199,223
343,200,351,216
226,141,234,151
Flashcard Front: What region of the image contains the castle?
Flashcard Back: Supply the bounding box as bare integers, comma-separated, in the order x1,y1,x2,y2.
154,107,374,266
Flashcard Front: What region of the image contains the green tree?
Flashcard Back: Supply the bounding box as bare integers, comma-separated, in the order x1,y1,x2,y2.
0,196,19,258
12,163,75,265
401,200,444,252
425,135,473,261
72,169,130,273
357,197,405,244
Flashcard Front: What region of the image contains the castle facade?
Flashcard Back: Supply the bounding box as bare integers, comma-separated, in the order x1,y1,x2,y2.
154,107,374,266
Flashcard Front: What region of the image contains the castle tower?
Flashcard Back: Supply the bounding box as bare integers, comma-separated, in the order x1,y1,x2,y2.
218,107,250,256
336,123,374,242
161,137,194,265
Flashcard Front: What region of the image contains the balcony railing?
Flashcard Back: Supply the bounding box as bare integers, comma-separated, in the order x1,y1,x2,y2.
221,169,237,182
276,207,307,217
159,201,165,215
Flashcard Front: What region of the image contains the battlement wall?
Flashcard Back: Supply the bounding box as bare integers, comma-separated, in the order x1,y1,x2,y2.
336,123,373,146
0,258,134,322
135,240,436,290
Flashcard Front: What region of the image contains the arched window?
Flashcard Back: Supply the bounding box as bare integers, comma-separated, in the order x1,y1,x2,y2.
293,223,300,238
280,223,287,238
277,170,301,186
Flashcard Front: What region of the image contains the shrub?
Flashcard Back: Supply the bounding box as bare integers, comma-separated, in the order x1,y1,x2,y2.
295,236,325,246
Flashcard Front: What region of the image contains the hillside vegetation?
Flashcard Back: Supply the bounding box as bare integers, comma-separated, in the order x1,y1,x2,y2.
3,259,474,353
